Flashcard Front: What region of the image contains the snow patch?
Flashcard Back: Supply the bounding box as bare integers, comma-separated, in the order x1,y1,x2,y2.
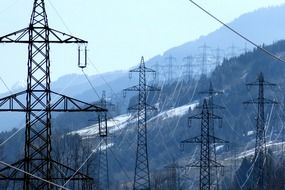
70,114,133,137
149,101,199,122
247,130,254,136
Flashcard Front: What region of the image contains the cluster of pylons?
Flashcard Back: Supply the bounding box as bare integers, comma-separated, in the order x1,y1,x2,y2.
0,1,278,190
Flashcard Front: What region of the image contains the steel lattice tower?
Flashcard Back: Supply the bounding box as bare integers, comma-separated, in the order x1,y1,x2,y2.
182,56,194,81
244,72,277,190
181,99,227,190
0,0,106,189
200,82,224,189
97,91,110,190
165,55,176,82
124,56,160,190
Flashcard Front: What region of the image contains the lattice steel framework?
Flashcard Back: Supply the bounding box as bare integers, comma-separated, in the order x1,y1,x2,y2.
0,0,106,189
244,72,277,190
181,99,227,190
97,91,110,190
200,82,224,189
124,56,160,190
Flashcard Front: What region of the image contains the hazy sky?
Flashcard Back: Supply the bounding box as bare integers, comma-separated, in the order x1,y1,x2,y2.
0,0,285,93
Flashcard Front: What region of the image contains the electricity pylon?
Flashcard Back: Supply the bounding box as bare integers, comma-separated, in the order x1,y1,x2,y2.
124,56,160,190
200,82,224,189
182,56,194,81
197,44,212,76
244,72,277,190
0,0,106,189
165,55,176,82
181,99,227,190
97,91,112,190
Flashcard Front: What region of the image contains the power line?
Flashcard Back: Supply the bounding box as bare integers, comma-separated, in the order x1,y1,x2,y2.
0,161,70,190
188,0,285,65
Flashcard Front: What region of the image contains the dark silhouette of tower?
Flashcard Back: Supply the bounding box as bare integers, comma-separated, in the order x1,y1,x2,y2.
97,91,111,190
182,56,194,81
181,99,227,190
244,72,277,190
165,55,176,82
197,44,212,76
200,82,224,189
0,0,106,189
124,56,160,190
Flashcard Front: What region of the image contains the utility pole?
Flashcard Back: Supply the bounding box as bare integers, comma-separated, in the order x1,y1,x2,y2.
0,0,106,189
124,56,160,190
244,72,277,190
181,99,227,190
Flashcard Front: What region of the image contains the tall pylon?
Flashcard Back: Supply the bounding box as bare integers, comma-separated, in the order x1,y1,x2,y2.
165,55,176,82
197,44,212,76
0,0,106,189
181,99,227,190
97,91,111,190
124,56,160,190
244,72,277,190
199,82,224,189
182,56,194,81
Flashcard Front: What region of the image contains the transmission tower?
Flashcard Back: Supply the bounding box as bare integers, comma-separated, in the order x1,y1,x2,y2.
96,91,112,190
0,0,106,189
181,99,227,190
200,82,224,189
197,44,212,76
124,56,160,190
243,72,277,190
213,47,224,67
182,56,194,81
165,55,176,82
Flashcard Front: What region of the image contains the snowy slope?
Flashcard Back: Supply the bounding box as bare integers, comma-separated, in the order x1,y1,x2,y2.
71,101,199,138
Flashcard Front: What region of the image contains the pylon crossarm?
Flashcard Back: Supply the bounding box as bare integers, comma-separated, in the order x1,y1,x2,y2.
196,103,225,110
209,160,224,168
130,67,155,73
48,28,87,43
211,113,223,120
145,85,161,91
181,136,201,144
246,81,276,87
0,90,107,112
243,98,278,105
209,135,229,143
50,91,107,112
128,103,157,111
123,85,139,92
124,85,159,92
0,91,27,111
51,159,93,180
186,161,201,168
0,28,29,43
189,114,202,120
0,27,87,44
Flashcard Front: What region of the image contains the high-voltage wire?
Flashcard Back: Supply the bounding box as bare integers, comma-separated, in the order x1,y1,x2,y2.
188,0,285,65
